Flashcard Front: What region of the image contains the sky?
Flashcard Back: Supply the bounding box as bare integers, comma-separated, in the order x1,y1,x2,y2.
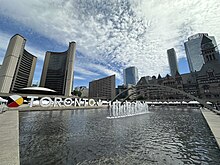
0,0,220,88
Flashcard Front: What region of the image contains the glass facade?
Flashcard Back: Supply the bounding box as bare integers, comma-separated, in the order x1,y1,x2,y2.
167,48,179,77
11,49,36,92
40,42,76,96
184,33,218,72
123,67,138,86
45,52,67,95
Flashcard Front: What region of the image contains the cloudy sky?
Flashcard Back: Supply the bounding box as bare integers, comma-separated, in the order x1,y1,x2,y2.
0,0,220,87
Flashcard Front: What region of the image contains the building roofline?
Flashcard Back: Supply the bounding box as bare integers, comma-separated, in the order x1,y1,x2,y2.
46,50,68,54
11,34,26,41
45,41,76,54
23,49,38,58
89,75,115,83
69,41,76,44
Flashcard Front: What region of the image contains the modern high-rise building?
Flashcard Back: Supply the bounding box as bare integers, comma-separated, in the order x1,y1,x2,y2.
0,34,37,93
184,33,218,72
40,42,76,96
167,48,179,77
89,75,116,100
123,66,138,86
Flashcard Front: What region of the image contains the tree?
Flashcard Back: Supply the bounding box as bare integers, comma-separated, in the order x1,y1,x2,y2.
72,90,82,97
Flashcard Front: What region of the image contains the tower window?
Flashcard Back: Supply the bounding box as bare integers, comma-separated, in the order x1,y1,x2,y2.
206,56,209,61
203,85,210,93
213,54,216,60
208,72,214,77
207,69,214,78
203,85,209,90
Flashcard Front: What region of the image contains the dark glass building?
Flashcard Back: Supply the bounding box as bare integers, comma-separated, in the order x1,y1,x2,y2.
167,48,179,77
184,33,218,72
123,66,138,86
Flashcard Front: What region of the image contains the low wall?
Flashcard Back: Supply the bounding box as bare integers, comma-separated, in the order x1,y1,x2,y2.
0,110,20,165
201,108,220,148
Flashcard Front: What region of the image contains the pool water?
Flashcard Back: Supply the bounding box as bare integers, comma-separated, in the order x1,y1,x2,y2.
19,107,220,165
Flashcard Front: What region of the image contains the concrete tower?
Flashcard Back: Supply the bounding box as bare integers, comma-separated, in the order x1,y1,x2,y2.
40,42,76,96
0,34,37,93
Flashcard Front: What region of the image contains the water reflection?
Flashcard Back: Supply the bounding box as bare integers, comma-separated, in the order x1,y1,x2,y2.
19,107,220,165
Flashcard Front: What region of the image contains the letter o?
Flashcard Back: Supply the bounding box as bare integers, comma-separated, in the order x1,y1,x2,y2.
64,98,73,107
88,99,95,106
40,97,52,107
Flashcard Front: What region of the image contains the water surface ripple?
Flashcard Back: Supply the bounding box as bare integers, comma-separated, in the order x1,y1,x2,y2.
19,107,220,165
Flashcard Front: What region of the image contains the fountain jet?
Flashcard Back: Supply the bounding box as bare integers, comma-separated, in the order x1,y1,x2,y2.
107,101,148,119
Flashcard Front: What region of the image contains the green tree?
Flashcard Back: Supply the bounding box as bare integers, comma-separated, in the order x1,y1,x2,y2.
72,90,82,97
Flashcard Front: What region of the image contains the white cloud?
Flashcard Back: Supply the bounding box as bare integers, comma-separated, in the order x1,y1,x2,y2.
25,45,46,61
1,0,220,80
74,76,86,80
86,63,122,80
74,65,100,77
0,32,10,63
0,32,10,51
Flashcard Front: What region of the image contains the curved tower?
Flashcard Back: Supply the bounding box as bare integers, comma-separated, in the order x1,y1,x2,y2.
0,34,37,93
40,42,76,96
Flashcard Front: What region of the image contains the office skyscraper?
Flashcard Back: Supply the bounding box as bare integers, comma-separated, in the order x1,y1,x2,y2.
40,42,76,96
0,34,37,93
167,48,179,77
184,33,218,72
123,66,138,86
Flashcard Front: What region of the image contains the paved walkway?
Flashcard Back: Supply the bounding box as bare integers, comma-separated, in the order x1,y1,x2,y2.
0,110,20,165
201,108,220,148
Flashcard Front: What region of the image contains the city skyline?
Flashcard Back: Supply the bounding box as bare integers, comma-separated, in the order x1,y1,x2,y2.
1,1,220,87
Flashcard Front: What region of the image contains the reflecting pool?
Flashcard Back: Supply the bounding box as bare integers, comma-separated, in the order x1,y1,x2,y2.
19,107,220,165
